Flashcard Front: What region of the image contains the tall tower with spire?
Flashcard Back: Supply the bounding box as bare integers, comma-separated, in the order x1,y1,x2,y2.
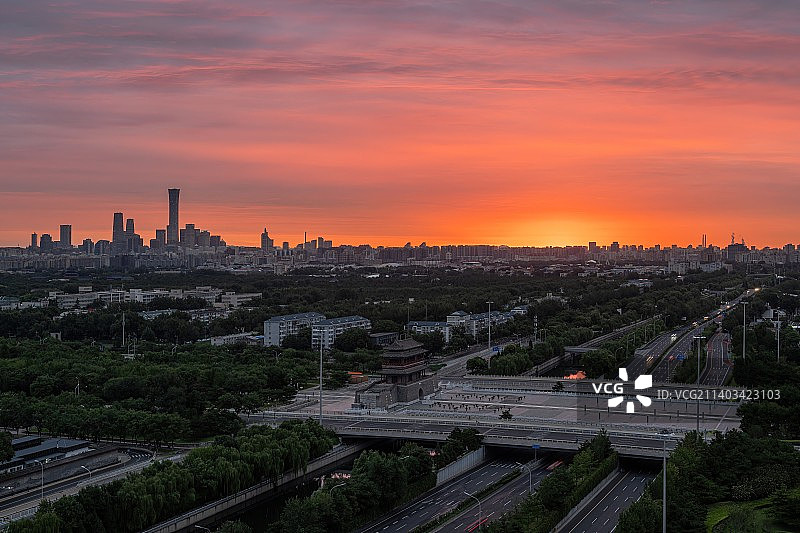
261,228,274,251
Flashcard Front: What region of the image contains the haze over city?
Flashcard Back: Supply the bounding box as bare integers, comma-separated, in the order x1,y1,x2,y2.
3,0,800,247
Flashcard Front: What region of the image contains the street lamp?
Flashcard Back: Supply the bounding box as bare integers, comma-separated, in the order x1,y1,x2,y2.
80,465,91,482
319,339,324,425
487,301,494,370
463,490,482,530
741,301,748,361
194,526,211,532
516,462,532,493
32,459,44,501
693,335,706,440
776,312,781,363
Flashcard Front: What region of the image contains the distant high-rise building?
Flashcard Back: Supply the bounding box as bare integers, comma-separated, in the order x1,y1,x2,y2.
198,230,210,247
40,233,53,252
81,238,94,254
31,233,38,248
125,218,135,235
610,242,620,253
112,212,124,243
94,240,110,255
59,224,72,247
261,228,274,251
155,229,166,246
167,188,180,245
181,223,196,247
317,236,324,249
588,241,597,252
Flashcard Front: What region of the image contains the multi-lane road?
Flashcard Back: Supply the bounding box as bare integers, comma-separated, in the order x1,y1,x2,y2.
357,457,524,533
558,468,655,533
702,331,732,387
434,458,559,533
0,449,154,523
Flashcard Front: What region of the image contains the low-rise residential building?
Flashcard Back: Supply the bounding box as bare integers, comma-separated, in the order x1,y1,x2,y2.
312,315,371,350
220,291,262,308
201,332,263,346
0,296,20,310
406,320,451,343
446,310,514,337
264,312,326,347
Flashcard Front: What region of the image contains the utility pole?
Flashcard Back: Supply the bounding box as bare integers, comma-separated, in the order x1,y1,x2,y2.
777,314,781,363
742,301,748,361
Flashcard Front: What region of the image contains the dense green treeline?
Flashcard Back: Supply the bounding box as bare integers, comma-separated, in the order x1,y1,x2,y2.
8,420,337,533
0,430,12,462
486,430,617,533
0,270,742,348
433,427,482,468
0,339,320,441
618,431,800,532
273,442,435,533
722,285,800,439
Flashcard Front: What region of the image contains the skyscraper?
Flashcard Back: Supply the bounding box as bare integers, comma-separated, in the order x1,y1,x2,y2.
261,228,274,251
39,233,53,252
167,188,180,245
60,224,72,247
31,233,38,248
125,218,135,235
112,212,124,243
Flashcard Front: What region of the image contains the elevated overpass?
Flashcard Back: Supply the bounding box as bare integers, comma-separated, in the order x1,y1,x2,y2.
255,412,684,459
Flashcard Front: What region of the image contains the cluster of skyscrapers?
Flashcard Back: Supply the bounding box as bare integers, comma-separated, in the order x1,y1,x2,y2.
26,188,226,256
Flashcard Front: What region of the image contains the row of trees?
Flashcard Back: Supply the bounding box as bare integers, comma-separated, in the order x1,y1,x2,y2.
0,270,741,353
433,427,483,469
9,420,338,533
275,443,435,532
721,282,800,439
618,431,800,532
486,430,617,533
579,319,668,378
0,430,12,462
0,339,322,441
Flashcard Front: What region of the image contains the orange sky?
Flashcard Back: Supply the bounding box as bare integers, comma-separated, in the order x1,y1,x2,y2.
2,1,800,248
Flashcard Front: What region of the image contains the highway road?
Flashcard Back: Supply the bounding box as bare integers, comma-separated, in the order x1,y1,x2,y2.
626,326,687,379
434,458,560,533
438,337,531,378
651,323,702,383
558,468,655,533
356,457,524,533
702,332,731,387
650,289,751,384
0,449,154,523
255,413,689,457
